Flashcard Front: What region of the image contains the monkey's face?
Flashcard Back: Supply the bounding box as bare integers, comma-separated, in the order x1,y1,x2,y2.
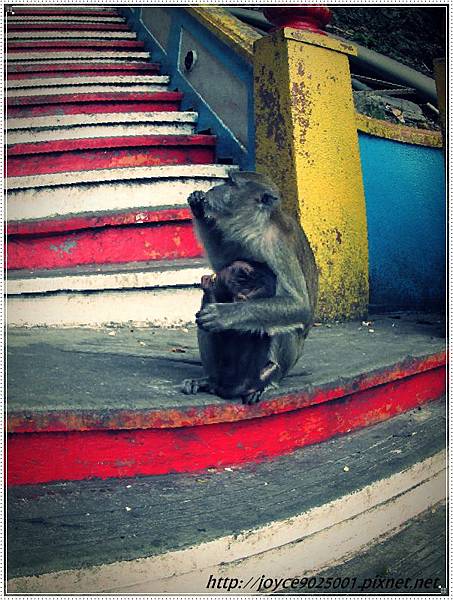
203,171,281,228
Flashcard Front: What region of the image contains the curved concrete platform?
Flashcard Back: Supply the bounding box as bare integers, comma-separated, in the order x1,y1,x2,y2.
7,398,446,593
7,314,446,485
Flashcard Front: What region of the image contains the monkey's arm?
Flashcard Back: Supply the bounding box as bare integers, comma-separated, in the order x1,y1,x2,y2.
196,238,313,334
188,191,226,269
196,295,311,334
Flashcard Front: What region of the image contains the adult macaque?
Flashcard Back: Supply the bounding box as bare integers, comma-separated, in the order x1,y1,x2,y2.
182,171,318,404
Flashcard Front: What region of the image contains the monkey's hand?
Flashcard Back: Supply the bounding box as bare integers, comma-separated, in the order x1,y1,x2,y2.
196,303,236,332
187,190,206,218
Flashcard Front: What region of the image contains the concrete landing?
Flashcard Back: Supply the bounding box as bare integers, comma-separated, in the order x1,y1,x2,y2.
7,398,446,592
7,312,446,430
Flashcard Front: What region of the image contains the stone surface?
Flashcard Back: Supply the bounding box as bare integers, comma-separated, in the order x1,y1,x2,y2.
7,398,446,579
7,313,445,416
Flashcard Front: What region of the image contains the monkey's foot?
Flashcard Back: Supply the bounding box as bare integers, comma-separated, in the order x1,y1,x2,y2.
181,377,212,395
241,388,265,405
187,190,206,218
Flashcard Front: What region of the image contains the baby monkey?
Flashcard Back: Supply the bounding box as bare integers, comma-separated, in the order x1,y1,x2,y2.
188,260,280,403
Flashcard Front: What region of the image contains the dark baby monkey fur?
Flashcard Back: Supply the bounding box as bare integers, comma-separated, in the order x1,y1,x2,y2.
196,260,279,403
182,171,318,404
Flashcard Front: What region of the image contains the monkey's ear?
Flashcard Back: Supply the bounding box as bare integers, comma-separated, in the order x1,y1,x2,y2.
260,191,280,208
230,170,275,188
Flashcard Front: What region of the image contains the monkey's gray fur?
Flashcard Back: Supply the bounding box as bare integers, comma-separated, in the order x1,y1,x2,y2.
182,171,318,404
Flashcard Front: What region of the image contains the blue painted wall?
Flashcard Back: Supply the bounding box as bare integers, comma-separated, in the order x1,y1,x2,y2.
121,7,255,170
359,133,446,311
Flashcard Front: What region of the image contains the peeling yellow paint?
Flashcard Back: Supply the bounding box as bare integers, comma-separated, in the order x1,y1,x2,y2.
356,113,443,148
254,28,369,321
185,6,260,61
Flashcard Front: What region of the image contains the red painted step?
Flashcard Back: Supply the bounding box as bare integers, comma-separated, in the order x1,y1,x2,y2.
7,135,216,177
7,91,183,117
6,356,446,485
8,40,145,51
8,63,160,79
8,207,193,237
8,220,202,271
8,23,130,31
10,9,120,17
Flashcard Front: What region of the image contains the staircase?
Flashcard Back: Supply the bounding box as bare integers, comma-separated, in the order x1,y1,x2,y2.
6,5,235,328
6,6,447,594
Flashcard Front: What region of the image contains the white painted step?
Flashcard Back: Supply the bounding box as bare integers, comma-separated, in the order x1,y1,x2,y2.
7,31,137,40
7,16,126,22
8,163,236,192
7,111,196,130
7,259,207,328
8,51,150,61
7,58,149,65
8,164,237,221
11,5,120,10
8,259,208,295
8,75,166,88
7,81,169,97
7,111,198,144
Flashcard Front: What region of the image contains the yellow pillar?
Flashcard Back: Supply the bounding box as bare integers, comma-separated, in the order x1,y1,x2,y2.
254,29,369,321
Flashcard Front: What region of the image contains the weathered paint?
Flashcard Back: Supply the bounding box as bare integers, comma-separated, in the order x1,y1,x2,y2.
7,39,145,50
123,6,255,169
8,207,193,236
6,452,445,594
7,286,202,328
7,352,445,433
254,28,369,321
7,91,183,117
185,6,260,61
7,162,235,193
8,262,207,295
7,121,195,144
6,364,445,485
8,83,169,98
359,133,446,310
7,135,216,177
7,16,126,24
10,8,120,17
8,221,202,270
7,167,235,222
356,114,443,148
8,31,137,40
8,75,167,88
8,51,150,61
7,61,158,74
8,23,129,32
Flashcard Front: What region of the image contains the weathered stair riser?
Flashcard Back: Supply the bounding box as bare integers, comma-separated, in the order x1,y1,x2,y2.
6,6,236,327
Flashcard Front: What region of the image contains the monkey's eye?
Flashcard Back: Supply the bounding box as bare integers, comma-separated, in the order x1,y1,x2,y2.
261,193,277,207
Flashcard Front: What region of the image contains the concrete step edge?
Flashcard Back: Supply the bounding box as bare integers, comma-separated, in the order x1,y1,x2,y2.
7,259,208,295
7,437,446,592
7,163,237,192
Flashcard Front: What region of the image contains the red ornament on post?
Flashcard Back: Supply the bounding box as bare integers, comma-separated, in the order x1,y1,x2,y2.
263,5,332,35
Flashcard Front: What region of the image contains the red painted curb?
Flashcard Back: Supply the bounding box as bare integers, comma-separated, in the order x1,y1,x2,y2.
8,40,145,51
8,23,130,32
8,353,446,433
7,62,159,75
6,364,446,485
8,134,216,156
8,221,202,270
7,135,216,177
8,208,193,236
